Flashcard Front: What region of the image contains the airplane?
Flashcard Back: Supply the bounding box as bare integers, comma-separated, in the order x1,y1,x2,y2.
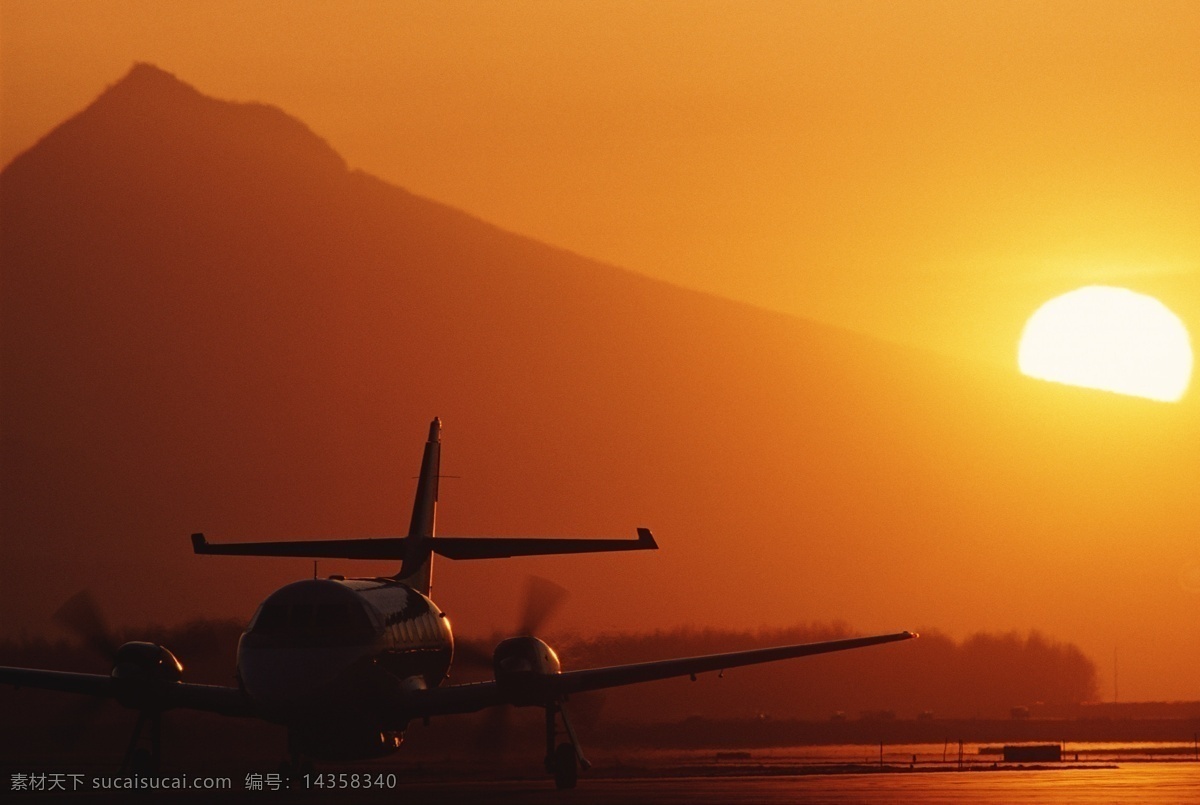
0,418,916,789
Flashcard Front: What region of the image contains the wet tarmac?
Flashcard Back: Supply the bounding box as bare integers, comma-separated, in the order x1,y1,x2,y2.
402,764,1196,805
7,760,1199,804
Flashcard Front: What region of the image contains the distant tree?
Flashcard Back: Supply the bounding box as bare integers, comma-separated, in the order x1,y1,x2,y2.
1,618,1097,721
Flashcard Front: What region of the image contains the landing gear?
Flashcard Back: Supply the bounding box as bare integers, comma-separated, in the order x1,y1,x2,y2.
281,732,315,782
120,710,162,775
553,743,578,789
544,701,589,790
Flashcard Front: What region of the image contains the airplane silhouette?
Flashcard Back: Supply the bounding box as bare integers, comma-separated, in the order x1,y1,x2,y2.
0,418,916,789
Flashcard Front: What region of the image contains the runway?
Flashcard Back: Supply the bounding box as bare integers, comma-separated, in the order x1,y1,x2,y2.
7,761,1198,804
313,764,1200,805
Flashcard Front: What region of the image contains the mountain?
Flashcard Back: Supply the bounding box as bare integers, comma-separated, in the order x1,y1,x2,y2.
3,65,1198,700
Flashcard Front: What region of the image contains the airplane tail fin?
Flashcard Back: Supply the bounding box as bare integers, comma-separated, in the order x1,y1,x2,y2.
396,417,441,593
191,418,658,589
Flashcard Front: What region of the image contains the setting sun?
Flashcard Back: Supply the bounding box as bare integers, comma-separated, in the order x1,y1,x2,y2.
7,4,1200,762
1018,286,1193,402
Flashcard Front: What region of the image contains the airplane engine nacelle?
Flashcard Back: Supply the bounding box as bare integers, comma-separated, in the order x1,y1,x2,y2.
110,641,184,709
493,637,561,706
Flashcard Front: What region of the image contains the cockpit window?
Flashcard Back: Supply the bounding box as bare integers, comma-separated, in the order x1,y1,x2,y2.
250,600,375,645
254,604,288,633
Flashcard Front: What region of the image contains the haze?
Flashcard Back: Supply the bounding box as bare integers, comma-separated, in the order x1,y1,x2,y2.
2,2,1199,705
5,1,1199,364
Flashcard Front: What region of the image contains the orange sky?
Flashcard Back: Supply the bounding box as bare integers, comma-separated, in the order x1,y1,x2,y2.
4,1,1198,366
3,2,1200,704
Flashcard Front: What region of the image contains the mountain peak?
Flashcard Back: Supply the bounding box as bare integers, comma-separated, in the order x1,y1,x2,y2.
113,60,200,94
98,63,207,106
3,63,346,183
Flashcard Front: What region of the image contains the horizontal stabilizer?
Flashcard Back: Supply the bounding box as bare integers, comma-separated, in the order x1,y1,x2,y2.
433,528,656,559
191,529,657,561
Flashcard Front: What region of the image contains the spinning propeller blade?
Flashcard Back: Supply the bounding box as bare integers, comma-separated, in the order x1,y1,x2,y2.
519,576,568,637
53,591,120,662
464,576,569,753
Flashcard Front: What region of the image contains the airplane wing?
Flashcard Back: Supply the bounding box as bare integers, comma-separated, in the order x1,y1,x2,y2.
400,631,916,718
0,667,113,697
5,632,915,723
0,666,256,718
191,529,657,560
548,631,916,696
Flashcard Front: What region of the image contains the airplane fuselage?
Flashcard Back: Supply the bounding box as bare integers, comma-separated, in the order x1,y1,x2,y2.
236,578,453,757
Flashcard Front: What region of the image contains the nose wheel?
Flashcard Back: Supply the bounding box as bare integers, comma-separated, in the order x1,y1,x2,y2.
552,742,577,790
544,701,589,789
281,731,315,783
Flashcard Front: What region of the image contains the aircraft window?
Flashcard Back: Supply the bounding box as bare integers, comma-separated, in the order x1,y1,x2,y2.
250,598,374,644
254,604,287,634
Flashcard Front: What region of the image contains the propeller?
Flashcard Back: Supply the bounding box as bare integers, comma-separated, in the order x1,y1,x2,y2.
518,576,568,637
48,591,119,747
452,640,493,671
54,590,120,663
461,576,569,756
455,576,570,673
48,591,170,773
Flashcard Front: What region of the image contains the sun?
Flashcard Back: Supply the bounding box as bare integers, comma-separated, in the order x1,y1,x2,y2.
1018,286,1193,402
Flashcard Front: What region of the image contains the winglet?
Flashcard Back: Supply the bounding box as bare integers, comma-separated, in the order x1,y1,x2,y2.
191,533,208,553
636,528,658,549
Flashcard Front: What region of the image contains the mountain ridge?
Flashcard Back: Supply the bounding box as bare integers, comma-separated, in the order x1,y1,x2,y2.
1,62,960,366
5,63,347,182
3,64,1198,700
